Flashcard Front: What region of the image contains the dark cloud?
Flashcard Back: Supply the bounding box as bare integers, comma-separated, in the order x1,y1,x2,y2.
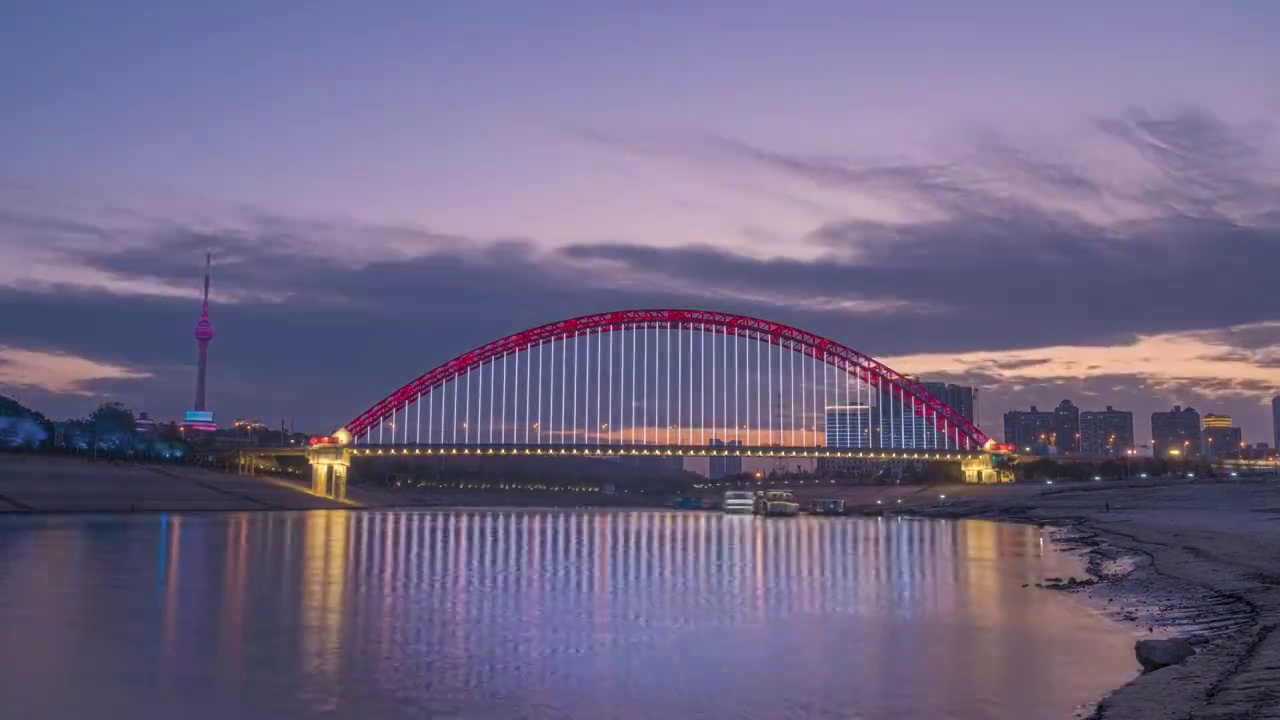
562,211,1280,353
2,107,1278,438
962,131,1103,201
1095,107,1273,218
2,238,830,429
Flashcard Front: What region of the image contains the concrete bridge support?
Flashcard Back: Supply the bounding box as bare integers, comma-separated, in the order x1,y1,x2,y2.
962,454,1012,483
306,446,353,500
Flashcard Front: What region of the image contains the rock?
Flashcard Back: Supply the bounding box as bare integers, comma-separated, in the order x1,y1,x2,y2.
1134,639,1195,672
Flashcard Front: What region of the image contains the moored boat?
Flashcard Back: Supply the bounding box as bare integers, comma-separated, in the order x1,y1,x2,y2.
722,490,756,514
756,489,800,517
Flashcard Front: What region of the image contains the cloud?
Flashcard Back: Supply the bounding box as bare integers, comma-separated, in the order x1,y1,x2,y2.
879,322,1280,399
565,108,1280,356
1094,107,1278,220
870,322,1280,440
0,346,151,395
1,106,1277,439
702,106,1278,225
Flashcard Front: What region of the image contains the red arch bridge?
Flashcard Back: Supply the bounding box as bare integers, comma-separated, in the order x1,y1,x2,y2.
244,310,1010,498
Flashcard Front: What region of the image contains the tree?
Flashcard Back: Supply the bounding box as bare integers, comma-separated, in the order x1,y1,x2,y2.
0,395,52,449
0,396,50,424
88,402,137,454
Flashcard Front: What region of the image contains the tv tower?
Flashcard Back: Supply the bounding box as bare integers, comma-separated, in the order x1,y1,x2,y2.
184,252,217,431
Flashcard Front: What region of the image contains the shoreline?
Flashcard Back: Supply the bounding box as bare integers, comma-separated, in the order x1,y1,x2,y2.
909,479,1280,720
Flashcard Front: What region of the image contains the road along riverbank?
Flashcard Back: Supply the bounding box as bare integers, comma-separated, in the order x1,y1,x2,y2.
911,477,1280,720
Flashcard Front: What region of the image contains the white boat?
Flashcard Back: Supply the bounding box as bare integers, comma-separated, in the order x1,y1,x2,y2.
722,490,756,514
757,489,800,517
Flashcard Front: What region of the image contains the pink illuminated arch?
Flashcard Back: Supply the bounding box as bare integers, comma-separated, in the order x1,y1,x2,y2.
342,309,991,449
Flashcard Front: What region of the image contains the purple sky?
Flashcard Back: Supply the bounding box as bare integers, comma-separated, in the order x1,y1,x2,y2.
2,1,1279,441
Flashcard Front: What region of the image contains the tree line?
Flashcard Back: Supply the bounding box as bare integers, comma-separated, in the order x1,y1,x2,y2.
0,395,193,461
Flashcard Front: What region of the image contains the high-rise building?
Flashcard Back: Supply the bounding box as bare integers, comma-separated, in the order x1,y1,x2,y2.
1054,400,1080,454
1004,406,1056,454
183,253,217,432
1079,406,1134,456
825,405,873,448
867,380,978,450
919,382,978,424
1273,396,1280,452
708,439,743,479
876,388,918,448
1202,414,1243,459
1151,406,1201,458
1202,414,1232,429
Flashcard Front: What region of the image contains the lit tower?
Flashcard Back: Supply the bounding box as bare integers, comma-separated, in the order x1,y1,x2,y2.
183,252,218,431
194,251,214,409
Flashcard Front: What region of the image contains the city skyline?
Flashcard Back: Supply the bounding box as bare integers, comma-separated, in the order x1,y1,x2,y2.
1,2,1279,437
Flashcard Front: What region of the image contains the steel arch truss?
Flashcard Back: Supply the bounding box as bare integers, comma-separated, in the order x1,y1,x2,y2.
342,309,991,449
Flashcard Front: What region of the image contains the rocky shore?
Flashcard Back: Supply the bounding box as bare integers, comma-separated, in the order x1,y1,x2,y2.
912,477,1280,720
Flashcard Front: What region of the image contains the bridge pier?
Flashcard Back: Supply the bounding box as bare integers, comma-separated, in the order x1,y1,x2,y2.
306,446,353,500
962,454,1012,483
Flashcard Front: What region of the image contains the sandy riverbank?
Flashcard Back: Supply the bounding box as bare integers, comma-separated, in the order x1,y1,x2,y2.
0,454,683,512
0,454,357,511
910,477,1280,720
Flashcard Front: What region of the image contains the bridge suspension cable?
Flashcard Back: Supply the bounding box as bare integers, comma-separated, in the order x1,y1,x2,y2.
343,310,989,453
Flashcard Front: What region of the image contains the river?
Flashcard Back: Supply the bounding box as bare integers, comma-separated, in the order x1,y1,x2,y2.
0,510,1136,719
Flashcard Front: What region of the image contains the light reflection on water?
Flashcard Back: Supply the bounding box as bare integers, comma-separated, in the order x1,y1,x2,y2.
0,511,1136,719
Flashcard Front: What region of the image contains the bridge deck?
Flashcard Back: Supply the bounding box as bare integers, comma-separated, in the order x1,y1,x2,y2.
329,444,984,460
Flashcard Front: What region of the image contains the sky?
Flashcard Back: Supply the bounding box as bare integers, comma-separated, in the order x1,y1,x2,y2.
2,1,1280,443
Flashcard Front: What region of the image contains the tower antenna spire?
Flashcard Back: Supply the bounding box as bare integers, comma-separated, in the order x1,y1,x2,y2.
201,250,212,316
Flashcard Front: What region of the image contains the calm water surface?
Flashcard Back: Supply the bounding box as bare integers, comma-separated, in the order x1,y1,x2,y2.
0,510,1136,719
